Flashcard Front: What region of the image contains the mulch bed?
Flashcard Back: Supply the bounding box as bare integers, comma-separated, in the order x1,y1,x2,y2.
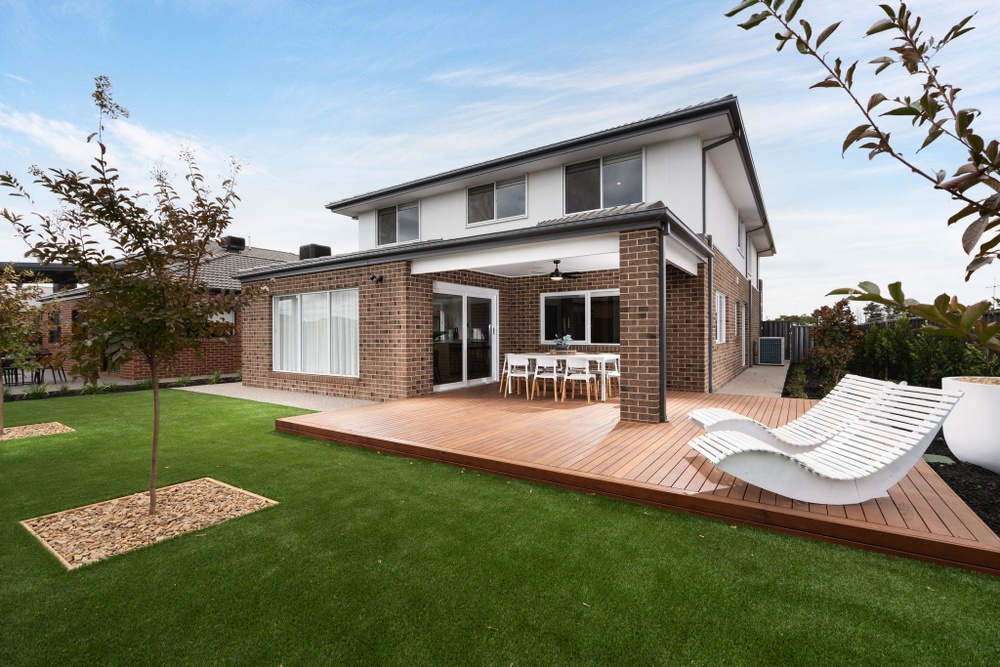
1,422,75,441
21,477,277,570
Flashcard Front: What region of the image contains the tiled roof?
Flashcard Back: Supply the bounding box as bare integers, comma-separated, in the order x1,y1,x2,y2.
534,201,665,227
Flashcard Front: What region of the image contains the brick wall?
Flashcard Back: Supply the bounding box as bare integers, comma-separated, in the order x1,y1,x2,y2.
710,248,758,390
39,296,244,380
239,231,763,419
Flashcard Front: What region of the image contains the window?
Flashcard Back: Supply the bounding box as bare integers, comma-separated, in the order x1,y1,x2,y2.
273,289,359,376
542,290,620,345
377,201,419,246
49,312,61,344
468,176,526,224
715,292,727,344
565,150,643,214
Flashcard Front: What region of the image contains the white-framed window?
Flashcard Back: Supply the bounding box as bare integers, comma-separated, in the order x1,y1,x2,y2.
541,289,620,345
467,176,527,225
273,289,360,376
377,201,419,246
738,218,746,256
715,292,727,344
565,149,643,214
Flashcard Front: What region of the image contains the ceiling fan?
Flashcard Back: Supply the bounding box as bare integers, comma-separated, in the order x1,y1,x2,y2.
549,259,581,281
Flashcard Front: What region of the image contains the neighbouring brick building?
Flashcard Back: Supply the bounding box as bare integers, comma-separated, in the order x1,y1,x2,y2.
41,239,297,380
237,97,775,423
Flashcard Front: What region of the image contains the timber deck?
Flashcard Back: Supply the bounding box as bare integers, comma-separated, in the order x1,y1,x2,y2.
276,385,1000,575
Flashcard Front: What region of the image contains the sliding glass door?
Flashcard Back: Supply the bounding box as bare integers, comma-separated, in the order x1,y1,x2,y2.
432,283,498,391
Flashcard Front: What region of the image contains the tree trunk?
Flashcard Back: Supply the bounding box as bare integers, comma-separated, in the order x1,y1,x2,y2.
0,371,5,437
149,358,159,515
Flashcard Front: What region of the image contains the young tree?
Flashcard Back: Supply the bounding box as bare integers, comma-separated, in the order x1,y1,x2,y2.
862,302,885,323
806,299,864,394
0,265,47,436
727,1,1000,352
1,77,263,513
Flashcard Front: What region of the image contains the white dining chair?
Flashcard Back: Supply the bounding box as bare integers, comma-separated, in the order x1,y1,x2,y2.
505,354,532,399
562,356,597,403
531,356,561,401
603,354,621,398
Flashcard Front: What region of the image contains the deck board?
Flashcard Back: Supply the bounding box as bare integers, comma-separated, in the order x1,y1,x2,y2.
275,384,1000,575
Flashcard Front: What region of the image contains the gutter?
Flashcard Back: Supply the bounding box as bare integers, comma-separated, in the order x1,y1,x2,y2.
658,223,669,422
706,235,714,393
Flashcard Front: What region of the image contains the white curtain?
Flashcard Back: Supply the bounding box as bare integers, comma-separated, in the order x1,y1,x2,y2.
300,293,330,374
274,289,358,376
274,296,299,371
330,289,359,376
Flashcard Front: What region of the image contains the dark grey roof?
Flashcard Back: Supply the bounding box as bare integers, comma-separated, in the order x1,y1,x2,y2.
326,96,738,212
200,248,298,290
535,201,664,227
235,200,711,282
41,245,298,301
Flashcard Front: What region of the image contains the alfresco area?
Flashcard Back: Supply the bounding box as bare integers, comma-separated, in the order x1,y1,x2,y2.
277,384,1000,575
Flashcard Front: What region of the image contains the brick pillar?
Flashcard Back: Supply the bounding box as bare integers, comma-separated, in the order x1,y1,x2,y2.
619,229,662,423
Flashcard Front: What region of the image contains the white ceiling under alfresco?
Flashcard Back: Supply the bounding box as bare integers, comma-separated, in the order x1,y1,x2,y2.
410,235,619,278
409,231,704,278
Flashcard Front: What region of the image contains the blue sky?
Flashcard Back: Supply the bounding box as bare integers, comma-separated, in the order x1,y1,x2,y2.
2,0,999,318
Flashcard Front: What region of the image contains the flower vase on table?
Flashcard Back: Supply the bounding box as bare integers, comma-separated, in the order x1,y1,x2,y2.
553,334,574,355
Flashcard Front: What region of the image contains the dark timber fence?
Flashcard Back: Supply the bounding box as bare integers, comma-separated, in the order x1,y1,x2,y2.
760,320,814,364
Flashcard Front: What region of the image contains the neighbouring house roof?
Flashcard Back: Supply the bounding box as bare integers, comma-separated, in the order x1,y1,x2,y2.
235,201,711,282
41,243,298,302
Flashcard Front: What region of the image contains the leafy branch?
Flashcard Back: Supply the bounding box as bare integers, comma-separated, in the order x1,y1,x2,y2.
728,0,1000,352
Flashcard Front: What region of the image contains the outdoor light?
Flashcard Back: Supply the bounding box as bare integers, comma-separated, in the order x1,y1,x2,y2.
369,274,383,284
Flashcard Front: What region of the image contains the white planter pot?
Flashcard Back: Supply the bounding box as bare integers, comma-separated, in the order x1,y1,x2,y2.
941,376,1000,475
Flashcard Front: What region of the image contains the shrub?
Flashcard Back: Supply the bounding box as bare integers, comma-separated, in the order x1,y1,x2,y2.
784,365,808,399
23,383,49,400
133,378,154,390
174,375,192,387
79,382,112,395
234,369,242,382
805,299,863,395
208,370,222,384
57,384,71,396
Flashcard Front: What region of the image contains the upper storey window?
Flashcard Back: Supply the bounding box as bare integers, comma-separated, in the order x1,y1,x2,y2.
377,201,419,246
468,176,526,225
565,150,643,214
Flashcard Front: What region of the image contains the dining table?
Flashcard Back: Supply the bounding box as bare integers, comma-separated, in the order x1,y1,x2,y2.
524,352,619,402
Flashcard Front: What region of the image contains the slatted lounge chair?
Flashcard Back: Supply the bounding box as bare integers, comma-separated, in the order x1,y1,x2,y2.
686,383,963,505
688,375,902,454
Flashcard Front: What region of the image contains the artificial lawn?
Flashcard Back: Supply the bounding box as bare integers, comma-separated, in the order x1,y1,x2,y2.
1,391,999,666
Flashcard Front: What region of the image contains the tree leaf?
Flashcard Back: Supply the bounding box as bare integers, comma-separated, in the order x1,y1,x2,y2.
880,106,920,117
948,203,979,225
966,255,994,274
783,0,803,22
815,21,841,48
962,216,988,254
738,12,770,29
858,281,881,295
866,93,888,111
887,282,905,304
810,78,841,89
842,123,872,155
960,300,991,332
867,18,895,35
869,56,894,75
725,0,760,18
917,129,943,152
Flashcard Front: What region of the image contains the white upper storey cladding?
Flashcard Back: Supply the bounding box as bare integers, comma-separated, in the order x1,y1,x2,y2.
326,96,774,281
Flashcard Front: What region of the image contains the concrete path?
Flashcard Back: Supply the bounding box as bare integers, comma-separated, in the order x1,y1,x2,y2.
173,382,373,412
715,362,789,397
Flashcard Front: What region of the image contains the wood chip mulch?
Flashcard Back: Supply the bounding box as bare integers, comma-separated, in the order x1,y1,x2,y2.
0,422,76,441
20,477,278,570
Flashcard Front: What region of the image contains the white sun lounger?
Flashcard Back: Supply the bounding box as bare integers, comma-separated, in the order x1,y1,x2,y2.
687,383,962,505
688,375,904,454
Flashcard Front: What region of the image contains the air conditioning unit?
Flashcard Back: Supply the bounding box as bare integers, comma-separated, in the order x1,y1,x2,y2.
758,337,785,365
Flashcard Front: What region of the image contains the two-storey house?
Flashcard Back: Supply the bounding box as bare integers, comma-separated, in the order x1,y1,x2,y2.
237,96,775,423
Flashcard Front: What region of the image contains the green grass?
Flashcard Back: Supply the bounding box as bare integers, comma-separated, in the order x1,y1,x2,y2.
2,391,1000,666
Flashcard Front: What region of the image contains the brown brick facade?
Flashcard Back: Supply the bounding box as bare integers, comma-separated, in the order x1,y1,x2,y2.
239,228,762,422
710,247,760,390
40,297,244,381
